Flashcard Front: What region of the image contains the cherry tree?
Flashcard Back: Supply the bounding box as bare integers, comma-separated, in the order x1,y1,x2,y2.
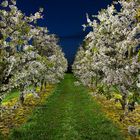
0,0,67,104
73,0,140,111
0,0,43,97
32,27,67,90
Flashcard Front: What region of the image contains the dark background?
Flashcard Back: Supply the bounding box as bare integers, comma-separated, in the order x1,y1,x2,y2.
17,0,112,69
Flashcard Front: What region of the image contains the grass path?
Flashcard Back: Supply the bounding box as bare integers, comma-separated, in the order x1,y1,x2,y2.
9,74,124,140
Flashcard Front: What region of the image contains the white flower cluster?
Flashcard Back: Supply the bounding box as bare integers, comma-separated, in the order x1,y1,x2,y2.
0,0,67,102
73,0,140,110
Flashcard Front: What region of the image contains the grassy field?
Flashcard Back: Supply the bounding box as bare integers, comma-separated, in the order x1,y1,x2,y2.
8,74,124,140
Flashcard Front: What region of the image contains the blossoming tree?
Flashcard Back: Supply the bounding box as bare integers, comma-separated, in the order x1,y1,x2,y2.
73,0,140,111
0,0,67,104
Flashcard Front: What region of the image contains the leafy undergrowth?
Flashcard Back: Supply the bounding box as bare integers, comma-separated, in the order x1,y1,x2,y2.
9,74,124,140
0,85,54,138
91,94,140,140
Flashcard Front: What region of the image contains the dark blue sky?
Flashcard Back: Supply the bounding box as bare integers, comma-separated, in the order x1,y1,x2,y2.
16,0,112,65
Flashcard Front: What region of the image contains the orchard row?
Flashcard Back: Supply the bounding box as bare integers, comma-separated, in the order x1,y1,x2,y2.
0,0,67,104
73,0,140,112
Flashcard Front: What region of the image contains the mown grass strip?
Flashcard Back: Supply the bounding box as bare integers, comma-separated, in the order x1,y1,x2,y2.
9,74,124,140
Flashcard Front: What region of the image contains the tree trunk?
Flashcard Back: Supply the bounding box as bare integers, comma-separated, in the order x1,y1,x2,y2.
121,95,127,110
19,92,24,105
41,80,44,91
0,97,2,106
119,86,128,110
44,81,47,91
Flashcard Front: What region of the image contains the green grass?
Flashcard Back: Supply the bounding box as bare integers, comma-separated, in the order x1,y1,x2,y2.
2,86,34,104
2,90,19,103
0,132,4,139
9,74,124,140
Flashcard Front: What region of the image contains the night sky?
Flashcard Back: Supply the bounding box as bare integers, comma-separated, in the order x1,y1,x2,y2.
16,0,112,66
